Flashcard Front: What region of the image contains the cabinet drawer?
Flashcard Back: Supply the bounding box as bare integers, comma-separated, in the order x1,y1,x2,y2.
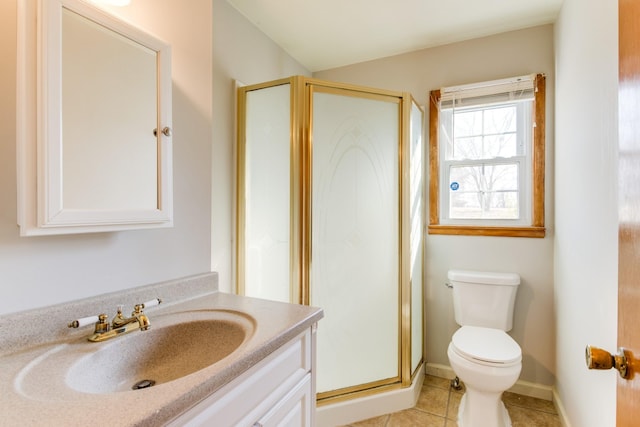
168,328,311,427
254,373,312,427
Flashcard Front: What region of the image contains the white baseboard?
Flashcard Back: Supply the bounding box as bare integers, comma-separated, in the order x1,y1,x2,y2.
552,386,572,427
424,362,553,401
424,362,457,380
316,363,425,427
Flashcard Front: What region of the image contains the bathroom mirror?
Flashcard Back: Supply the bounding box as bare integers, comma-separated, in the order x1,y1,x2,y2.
17,0,173,235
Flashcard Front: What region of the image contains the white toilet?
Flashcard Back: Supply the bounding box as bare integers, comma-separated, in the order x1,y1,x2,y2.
446,269,522,427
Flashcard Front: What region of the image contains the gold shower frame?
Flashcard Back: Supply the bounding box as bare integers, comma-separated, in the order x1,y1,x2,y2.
236,76,425,403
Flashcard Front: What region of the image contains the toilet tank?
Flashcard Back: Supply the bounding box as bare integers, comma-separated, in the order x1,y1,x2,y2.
448,270,520,331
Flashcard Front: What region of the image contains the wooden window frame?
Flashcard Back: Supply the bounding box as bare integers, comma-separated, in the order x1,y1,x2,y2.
428,74,546,238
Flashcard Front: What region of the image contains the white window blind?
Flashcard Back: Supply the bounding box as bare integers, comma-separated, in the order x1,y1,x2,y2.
440,74,536,110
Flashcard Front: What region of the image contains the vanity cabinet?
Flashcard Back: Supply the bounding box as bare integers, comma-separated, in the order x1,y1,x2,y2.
167,326,317,427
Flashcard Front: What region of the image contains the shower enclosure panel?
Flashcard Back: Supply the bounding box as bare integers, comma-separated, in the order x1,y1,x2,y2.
310,86,400,395
236,76,424,402
237,80,301,304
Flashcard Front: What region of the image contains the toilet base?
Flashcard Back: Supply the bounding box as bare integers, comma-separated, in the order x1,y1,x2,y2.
457,390,512,427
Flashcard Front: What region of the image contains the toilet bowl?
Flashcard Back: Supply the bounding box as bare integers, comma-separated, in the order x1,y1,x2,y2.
445,270,522,427
447,326,522,427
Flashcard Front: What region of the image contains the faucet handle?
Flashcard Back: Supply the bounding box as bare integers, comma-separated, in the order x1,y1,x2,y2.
133,304,144,315
142,298,162,309
68,314,100,328
68,313,109,335
131,298,162,315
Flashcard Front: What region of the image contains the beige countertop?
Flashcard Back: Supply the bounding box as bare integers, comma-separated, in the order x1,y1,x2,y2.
0,273,323,426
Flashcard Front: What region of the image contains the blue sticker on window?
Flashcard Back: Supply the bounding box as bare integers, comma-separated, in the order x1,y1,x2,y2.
450,182,459,191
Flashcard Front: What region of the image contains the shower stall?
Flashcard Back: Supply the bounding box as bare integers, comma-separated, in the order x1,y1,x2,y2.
236,76,424,407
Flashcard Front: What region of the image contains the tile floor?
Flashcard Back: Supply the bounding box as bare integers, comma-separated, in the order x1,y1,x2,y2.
342,375,561,427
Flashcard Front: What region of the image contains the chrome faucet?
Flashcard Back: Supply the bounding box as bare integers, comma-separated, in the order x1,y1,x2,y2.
68,298,161,342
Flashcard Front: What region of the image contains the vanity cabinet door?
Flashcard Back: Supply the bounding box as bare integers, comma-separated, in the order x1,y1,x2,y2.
253,373,312,427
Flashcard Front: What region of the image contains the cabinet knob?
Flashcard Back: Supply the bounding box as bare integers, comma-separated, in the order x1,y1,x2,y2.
153,127,172,137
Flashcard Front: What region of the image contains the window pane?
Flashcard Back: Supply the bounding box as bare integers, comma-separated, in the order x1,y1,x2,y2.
448,163,519,219
449,165,480,218
453,110,482,137
491,164,519,191
451,105,519,160
483,105,516,134
484,133,517,158
452,136,482,160
483,105,517,158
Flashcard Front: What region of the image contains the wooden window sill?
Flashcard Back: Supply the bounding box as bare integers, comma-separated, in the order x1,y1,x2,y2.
428,225,546,238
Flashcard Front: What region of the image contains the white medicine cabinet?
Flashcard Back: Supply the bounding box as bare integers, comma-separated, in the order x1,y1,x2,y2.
17,0,173,236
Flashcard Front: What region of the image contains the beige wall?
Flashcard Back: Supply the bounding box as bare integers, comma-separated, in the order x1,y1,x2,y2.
554,0,618,425
0,0,308,315
211,0,310,293
316,25,556,386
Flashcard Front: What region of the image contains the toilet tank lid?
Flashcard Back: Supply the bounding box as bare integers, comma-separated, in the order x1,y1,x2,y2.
448,270,520,286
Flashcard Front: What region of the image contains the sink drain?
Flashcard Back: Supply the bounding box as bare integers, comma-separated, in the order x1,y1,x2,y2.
132,379,155,390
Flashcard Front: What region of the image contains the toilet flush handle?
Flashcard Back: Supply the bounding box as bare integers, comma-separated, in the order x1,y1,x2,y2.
445,282,453,289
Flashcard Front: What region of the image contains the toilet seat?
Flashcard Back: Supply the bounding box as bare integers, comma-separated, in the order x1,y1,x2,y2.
451,326,521,367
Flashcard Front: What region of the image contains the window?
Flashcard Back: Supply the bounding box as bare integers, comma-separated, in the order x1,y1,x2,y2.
429,74,546,237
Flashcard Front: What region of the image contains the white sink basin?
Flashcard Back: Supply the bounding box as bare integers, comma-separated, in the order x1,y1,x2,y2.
15,309,256,397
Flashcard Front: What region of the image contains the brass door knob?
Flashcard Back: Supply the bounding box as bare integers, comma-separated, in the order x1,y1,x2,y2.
585,345,630,379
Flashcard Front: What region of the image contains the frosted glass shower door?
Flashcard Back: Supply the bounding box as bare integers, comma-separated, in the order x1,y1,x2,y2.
310,87,400,394
241,83,291,303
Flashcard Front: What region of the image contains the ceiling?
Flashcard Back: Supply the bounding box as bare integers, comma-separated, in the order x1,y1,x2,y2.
226,0,564,72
